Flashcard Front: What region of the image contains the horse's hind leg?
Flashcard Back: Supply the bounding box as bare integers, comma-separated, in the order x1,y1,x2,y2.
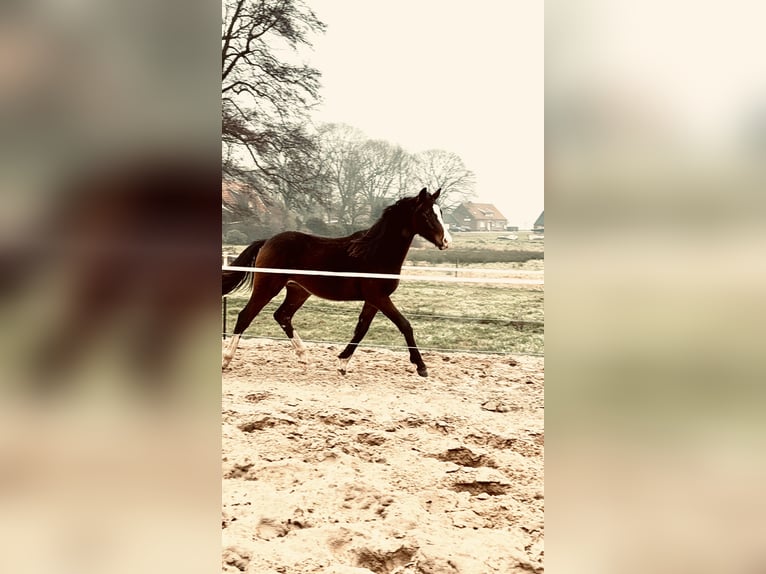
273,282,311,363
337,302,378,375
222,275,285,369
222,334,242,370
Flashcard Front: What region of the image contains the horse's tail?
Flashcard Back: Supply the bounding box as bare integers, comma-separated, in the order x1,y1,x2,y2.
222,240,266,296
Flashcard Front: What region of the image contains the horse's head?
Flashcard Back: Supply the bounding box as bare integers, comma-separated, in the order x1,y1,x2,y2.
412,187,452,250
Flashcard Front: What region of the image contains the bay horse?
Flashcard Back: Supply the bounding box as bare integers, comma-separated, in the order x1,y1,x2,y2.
222,187,452,376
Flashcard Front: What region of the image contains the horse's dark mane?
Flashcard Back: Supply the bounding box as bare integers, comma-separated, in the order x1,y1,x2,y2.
347,196,416,259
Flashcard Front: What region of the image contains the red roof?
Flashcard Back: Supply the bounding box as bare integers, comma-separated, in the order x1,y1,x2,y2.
460,202,507,220
222,179,267,214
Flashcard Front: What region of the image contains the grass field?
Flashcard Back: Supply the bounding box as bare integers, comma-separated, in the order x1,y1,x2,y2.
222,231,544,356
441,230,544,252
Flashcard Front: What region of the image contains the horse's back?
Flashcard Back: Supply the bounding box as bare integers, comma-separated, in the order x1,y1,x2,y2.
251,231,367,299
257,231,351,270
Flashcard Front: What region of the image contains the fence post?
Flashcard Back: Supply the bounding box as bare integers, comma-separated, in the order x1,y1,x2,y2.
222,297,228,339
222,253,228,339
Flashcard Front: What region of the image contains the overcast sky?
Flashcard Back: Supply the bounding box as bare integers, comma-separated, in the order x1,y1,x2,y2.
306,0,543,229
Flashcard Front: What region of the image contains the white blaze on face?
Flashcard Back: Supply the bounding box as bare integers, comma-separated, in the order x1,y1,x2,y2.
433,204,452,247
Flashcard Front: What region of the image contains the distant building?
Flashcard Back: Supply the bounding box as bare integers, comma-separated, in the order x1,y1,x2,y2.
533,211,544,233
222,178,267,216
450,202,508,231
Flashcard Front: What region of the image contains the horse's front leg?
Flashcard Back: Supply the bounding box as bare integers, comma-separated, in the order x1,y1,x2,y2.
337,302,378,375
372,296,428,377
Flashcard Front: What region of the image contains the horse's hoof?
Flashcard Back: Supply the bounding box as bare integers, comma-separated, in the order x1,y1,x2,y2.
417,366,428,377
338,368,347,376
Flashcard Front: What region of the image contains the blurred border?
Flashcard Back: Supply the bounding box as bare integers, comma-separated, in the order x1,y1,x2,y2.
547,1,766,572
0,1,221,572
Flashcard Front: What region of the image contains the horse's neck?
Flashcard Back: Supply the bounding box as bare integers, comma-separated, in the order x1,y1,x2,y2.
351,207,415,269
374,225,414,270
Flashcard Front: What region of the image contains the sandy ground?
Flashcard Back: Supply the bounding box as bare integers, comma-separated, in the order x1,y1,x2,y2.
222,338,544,574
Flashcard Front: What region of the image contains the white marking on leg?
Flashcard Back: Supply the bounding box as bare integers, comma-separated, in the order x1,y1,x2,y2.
290,331,307,363
222,334,240,368
433,204,452,247
337,357,350,375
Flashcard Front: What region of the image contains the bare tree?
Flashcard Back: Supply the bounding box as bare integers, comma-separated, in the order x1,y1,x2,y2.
315,124,368,230
315,125,476,229
410,149,476,211
357,140,412,218
316,125,422,228
222,0,326,205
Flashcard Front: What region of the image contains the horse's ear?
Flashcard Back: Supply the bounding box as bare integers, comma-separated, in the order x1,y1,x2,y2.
432,188,442,201
418,187,428,202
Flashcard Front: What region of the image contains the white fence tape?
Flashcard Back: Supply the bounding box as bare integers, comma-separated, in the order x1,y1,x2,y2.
222,265,543,286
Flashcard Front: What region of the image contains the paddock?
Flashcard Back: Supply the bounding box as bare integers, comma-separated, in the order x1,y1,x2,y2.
221,249,545,572
222,338,544,574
